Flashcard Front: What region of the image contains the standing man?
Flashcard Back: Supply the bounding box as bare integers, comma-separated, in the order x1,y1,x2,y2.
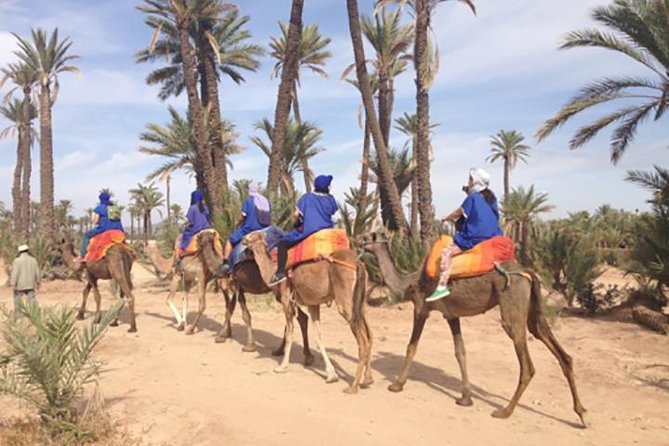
10,244,41,314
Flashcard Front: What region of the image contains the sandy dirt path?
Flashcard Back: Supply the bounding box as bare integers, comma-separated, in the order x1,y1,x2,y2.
1,263,667,446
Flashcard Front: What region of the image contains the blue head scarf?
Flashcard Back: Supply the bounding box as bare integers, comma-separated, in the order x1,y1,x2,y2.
191,190,204,205
314,175,333,193
99,192,111,205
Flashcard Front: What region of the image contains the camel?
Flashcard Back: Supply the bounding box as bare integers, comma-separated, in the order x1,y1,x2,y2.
140,240,174,279
358,232,587,426
243,231,373,394
215,254,313,364
60,238,138,333
165,230,234,335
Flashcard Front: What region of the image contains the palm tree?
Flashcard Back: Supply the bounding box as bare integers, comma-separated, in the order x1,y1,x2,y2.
0,98,37,237
251,118,324,201
55,199,73,231
368,146,417,230
267,0,304,195
12,28,80,239
377,0,476,242
347,0,409,234
502,185,554,265
270,22,331,192
129,183,165,242
536,0,669,164
170,203,185,226
486,129,530,202
1,61,38,239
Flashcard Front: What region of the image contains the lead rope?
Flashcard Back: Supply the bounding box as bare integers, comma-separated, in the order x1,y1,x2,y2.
493,261,532,290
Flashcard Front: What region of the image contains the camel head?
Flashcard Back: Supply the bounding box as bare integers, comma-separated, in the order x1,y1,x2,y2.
60,237,76,256
356,232,390,255
242,231,266,251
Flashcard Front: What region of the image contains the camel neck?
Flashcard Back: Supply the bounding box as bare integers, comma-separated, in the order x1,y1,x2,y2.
248,242,276,286
369,243,418,298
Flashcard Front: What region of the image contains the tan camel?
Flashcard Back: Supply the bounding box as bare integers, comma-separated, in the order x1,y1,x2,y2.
165,230,233,335
60,238,138,333
358,232,587,426
243,231,373,394
215,256,313,364
141,240,174,279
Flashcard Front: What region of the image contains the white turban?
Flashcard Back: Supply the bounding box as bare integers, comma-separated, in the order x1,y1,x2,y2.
469,168,490,193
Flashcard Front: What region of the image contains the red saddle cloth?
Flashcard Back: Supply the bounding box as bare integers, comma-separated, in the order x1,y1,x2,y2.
85,230,129,262
425,235,516,280
285,228,350,270
174,229,224,258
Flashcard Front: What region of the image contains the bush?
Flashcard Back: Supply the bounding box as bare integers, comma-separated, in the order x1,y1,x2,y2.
0,301,122,439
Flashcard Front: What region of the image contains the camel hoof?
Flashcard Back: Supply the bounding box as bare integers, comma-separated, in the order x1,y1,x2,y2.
303,353,315,367
388,382,404,393
274,366,288,374
325,374,339,384
109,320,118,327
343,386,358,394
127,327,137,333
491,408,512,419
185,326,195,335
176,323,185,332
361,377,374,388
271,348,284,357
242,344,257,353
578,412,590,429
456,396,473,407
76,312,85,321
214,335,228,344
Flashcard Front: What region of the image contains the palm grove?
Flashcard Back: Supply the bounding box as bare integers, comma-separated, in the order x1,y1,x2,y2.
0,0,667,326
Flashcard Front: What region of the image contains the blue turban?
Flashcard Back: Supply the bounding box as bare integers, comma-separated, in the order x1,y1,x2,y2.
99,192,111,205
314,175,333,193
191,190,204,205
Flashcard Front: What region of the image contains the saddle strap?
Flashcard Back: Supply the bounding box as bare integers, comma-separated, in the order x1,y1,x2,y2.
319,254,358,271
493,262,532,289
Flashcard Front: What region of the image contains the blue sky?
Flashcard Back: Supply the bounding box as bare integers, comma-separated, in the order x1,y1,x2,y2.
0,0,667,222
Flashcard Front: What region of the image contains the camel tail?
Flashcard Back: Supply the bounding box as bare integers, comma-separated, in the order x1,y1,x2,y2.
351,261,368,328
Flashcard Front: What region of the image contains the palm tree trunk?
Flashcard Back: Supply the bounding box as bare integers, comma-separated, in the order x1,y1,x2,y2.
414,0,436,243
291,81,313,193
267,0,303,195
347,0,408,234
201,33,229,201
175,9,220,217
130,212,135,242
38,84,55,239
357,118,371,231
20,92,32,239
166,175,171,228
503,157,510,202
12,136,23,234
521,220,529,266
378,71,391,147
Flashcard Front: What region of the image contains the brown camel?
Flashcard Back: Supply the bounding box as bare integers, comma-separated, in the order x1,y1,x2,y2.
243,231,373,393
165,230,233,335
60,238,138,332
215,255,313,364
358,232,587,426
140,240,174,279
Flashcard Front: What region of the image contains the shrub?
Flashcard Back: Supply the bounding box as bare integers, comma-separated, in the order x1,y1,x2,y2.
0,301,122,438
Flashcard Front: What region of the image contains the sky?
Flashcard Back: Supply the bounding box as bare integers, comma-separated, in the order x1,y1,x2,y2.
0,0,667,223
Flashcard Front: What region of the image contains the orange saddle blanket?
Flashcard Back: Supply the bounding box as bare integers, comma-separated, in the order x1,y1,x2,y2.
425,235,516,280
176,229,224,258
286,229,350,270
85,230,129,262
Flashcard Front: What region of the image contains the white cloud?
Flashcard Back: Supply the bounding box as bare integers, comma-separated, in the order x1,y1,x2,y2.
55,149,96,171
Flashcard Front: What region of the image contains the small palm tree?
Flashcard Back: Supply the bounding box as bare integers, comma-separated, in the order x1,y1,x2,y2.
12,28,80,239
486,129,530,201
129,183,165,242
537,0,669,164
503,185,554,265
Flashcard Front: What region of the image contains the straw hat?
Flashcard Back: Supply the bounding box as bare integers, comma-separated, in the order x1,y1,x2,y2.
17,244,29,253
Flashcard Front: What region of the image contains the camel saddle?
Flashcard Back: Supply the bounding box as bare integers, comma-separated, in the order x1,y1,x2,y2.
85,230,131,263
425,235,516,280
175,228,225,259
230,226,283,269
285,228,350,270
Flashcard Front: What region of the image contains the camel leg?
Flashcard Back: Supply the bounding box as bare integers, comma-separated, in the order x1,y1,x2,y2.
215,289,236,343
343,317,373,394
388,308,428,393
492,299,534,419
272,302,313,366
274,292,296,374
166,275,185,330
180,280,189,332
307,305,338,384
78,282,92,320
238,291,257,352
186,276,206,335
362,318,374,387
125,290,137,333
90,279,104,325
447,318,473,406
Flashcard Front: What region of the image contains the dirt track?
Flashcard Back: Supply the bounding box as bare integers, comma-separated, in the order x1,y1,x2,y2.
1,263,668,446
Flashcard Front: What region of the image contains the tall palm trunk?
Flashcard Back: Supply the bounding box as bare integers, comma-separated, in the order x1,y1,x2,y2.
503,157,510,203
200,32,229,200
12,134,23,234
414,0,436,242
130,212,135,242
176,10,219,217
410,136,419,238
20,90,32,239
267,0,303,195
37,84,55,239
378,71,392,146
347,0,408,234
357,118,371,231
291,81,312,193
